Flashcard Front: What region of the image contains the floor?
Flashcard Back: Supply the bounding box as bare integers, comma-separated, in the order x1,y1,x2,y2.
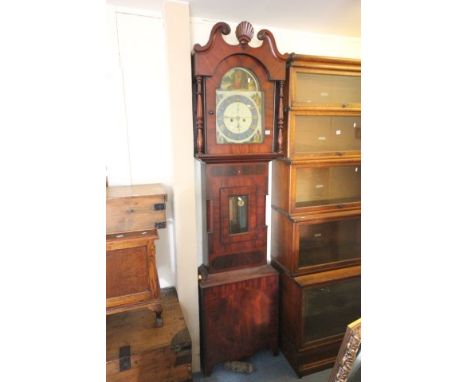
193,351,331,382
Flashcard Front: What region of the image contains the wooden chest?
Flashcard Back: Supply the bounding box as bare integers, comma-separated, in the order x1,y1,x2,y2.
106,183,167,234
106,229,162,325
198,265,279,376
107,288,192,382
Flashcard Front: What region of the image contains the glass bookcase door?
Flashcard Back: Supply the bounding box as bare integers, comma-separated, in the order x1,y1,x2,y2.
303,277,361,343
295,165,361,209
298,218,360,268
294,72,360,108
293,115,361,155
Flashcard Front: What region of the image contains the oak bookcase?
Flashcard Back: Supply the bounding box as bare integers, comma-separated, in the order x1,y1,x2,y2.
271,54,361,377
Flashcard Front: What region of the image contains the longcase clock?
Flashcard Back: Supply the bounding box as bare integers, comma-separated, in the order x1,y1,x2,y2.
192,21,287,375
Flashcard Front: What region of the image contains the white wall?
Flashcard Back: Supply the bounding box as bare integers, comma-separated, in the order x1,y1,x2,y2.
106,2,361,372
106,5,176,288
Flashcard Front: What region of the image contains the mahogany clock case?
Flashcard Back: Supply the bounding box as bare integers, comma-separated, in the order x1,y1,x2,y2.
192,21,287,161
193,21,287,376
200,161,269,273
198,265,278,376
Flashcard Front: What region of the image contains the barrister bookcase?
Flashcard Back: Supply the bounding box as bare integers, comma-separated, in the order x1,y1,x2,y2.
271,54,361,377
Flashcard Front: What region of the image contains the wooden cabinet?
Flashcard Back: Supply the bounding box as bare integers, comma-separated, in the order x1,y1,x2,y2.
106,230,162,326
106,184,167,326
271,55,361,376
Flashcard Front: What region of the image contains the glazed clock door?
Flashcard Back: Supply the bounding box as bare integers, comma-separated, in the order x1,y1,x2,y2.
220,185,258,244
204,55,275,155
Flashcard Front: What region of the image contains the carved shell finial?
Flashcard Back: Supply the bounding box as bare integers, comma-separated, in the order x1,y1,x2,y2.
235,21,254,45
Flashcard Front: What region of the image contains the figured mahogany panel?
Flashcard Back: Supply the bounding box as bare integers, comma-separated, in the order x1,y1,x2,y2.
199,265,278,376
203,162,269,272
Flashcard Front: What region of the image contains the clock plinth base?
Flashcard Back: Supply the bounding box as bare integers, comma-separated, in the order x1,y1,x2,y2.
198,265,279,376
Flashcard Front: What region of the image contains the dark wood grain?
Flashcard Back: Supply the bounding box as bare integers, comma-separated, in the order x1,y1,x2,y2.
193,21,286,377
202,162,269,272
199,265,278,376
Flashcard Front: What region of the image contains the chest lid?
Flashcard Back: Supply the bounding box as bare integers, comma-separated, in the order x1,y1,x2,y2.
106,183,167,235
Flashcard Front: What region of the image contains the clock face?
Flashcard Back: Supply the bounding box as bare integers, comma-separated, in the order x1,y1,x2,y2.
216,68,263,144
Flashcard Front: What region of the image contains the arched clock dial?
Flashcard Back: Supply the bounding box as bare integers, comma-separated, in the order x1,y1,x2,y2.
215,67,264,144
216,94,261,143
